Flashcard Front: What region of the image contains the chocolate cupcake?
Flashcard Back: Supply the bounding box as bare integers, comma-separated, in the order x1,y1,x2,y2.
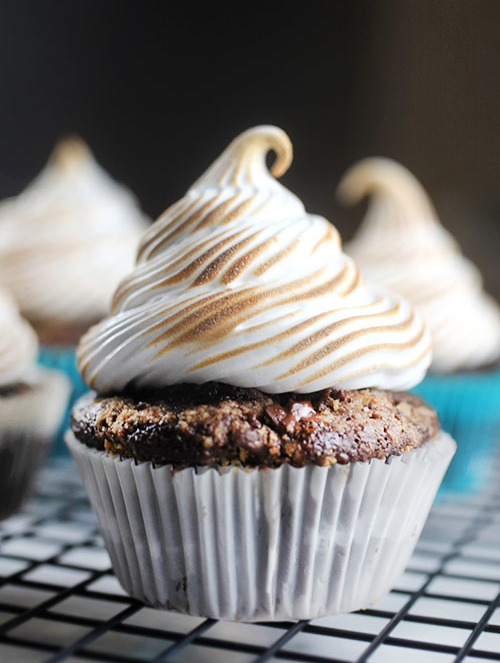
0,287,70,520
67,126,455,620
338,158,500,492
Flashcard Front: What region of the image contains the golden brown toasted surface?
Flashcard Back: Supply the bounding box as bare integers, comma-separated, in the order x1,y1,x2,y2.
71,382,440,468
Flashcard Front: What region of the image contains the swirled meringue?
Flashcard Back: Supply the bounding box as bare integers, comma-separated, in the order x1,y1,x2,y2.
0,286,38,387
78,126,431,393
339,158,500,372
0,137,149,327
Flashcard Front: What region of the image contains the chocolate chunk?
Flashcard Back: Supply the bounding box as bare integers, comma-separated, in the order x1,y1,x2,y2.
265,403,287,427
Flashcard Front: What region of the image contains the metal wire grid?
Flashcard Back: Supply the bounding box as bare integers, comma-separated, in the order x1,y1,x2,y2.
0,462,499,663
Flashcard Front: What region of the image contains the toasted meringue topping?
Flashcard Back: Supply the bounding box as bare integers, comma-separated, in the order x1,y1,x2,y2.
339,158,500,372
0,286,38,387
78,126,431,393
0,136,149,326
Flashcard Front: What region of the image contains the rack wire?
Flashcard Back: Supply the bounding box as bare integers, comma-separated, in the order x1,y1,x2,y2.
0,460,500,663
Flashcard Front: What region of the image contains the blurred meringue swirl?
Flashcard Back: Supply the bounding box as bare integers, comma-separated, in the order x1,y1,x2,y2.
339,157,500,372
0,287,38,387
0,136,148,327
78,126,431,393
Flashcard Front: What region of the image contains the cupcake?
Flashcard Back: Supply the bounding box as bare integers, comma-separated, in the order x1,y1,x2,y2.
0,136,149,452
0,286,70,519
66,126,455,621
338,157,500,492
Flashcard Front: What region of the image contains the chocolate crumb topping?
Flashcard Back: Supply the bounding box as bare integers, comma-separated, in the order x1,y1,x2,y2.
71,382,440,468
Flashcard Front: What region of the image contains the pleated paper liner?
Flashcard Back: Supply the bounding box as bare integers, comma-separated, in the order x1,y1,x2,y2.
0,369,70,520
67,429,455,621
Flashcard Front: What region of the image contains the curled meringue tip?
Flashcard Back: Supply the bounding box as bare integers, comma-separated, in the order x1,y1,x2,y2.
337,157,438,222
232,125,293,178
50,135,93,172
193,125,293,190
336,157,408,203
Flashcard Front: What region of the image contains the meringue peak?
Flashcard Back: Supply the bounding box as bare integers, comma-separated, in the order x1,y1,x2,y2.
49,135,94,175
0,137,148,326
79,128,431,394
341,157,500,372
337,157,440,230
191,125,293,192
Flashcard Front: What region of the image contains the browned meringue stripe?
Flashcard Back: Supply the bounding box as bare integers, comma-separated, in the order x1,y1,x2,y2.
148,266,345,352
188,298,392,370
275,314,419,379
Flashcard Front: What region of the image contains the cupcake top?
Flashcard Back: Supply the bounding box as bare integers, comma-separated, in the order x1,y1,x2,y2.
0,136,149,331
78,126,431,394
72,385,440,467
0,286,38,387
338,158,500,373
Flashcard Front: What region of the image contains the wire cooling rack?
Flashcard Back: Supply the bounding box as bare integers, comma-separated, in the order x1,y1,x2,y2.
0,461,500,663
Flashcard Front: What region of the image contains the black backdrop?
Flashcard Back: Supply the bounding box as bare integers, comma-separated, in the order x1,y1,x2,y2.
0,1,362,220
1,0,499,294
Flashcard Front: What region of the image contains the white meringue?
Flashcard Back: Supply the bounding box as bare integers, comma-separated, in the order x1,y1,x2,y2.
0,137,149,326
0,286,38,387
339,157,500,373
78,127,431,393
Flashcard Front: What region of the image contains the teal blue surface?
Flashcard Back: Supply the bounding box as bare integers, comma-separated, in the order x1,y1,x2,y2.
413,368,500,493
38,346,88,456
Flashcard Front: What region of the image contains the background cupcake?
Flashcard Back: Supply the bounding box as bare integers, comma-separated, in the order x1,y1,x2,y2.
0,286,70,519
67,127,455,621
0,136,149,452
338,157,500,492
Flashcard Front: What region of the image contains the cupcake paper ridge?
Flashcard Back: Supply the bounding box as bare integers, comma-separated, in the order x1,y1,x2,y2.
339,157,500,372
78,126,431,393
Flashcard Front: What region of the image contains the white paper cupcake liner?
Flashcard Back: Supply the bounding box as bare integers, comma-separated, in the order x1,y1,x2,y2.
66,429,455,621
0,369,70,520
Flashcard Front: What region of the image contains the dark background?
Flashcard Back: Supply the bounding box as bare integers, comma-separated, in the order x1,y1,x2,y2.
1,1,499,294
